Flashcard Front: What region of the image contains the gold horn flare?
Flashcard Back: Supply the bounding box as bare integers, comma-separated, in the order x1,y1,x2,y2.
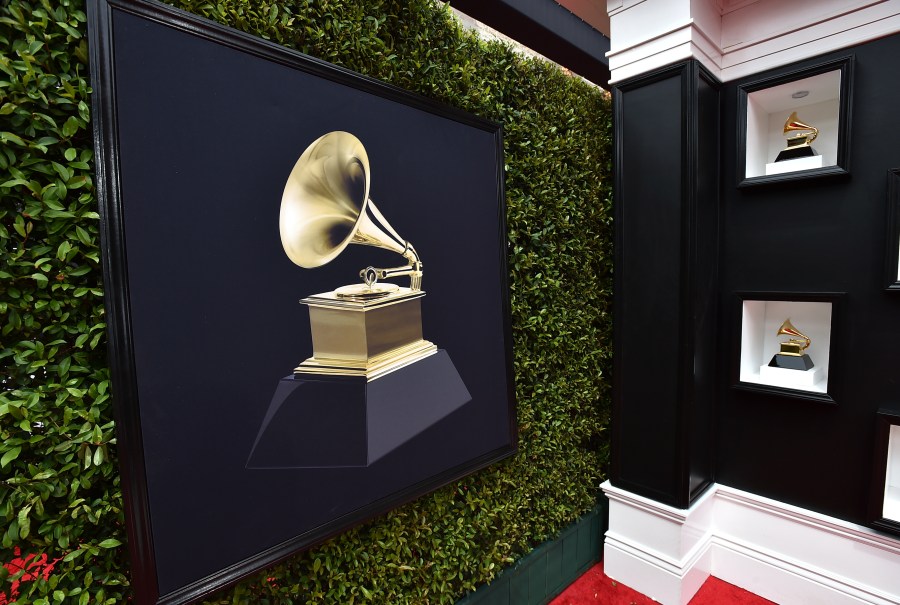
279,131,423,296
783,111,819,147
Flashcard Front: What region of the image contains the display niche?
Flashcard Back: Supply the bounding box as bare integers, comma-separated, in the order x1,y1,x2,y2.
735,294,841,403
737,56,853,186
870,405,900,537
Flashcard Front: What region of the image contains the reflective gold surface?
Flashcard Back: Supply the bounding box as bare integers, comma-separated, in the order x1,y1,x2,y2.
782,111,819,149
279,131,436,379
295,291,436,380
776,318,811,356
279,131,423,291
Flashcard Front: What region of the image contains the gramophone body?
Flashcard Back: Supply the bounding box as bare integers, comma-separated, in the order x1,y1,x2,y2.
768,318,814,371
774,111,819,163
298,288,435,379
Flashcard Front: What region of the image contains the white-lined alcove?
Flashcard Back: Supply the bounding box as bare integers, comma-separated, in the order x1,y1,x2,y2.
739,299,832,394
885,425,900,522
745,69,841,178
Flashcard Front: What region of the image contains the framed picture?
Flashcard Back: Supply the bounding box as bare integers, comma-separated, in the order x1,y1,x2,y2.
884,168,900,291
732,292,843,404
737,56,854,187
88,0,517,603
869,405,900,537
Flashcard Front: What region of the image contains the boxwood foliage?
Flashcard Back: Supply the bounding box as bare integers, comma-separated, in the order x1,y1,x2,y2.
0,0,612,603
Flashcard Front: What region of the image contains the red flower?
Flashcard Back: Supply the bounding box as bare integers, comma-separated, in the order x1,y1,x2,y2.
0,547,62,603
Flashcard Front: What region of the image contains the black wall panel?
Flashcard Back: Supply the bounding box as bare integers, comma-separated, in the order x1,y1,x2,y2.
612,62,719,508
717,33,900,524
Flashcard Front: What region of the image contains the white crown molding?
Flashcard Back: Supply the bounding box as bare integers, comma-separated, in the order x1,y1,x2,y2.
607,0,900,83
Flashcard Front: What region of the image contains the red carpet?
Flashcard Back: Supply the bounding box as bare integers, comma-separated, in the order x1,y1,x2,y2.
549,562,777,605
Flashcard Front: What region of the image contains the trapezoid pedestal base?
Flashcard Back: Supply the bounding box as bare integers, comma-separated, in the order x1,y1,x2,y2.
246,350,471,469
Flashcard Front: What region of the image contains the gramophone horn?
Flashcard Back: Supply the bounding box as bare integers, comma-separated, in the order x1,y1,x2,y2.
279,131,422,290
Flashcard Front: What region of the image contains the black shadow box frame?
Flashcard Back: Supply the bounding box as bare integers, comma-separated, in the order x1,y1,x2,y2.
869,404,900,537
884,168,900,291
87,0,517,603
731,292,844,405
737,56,854,188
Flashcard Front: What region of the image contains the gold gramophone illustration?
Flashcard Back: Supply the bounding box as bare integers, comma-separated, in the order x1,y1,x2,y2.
247,130,471,469
279,130,437,379
774,111,819,163
768,318,814,371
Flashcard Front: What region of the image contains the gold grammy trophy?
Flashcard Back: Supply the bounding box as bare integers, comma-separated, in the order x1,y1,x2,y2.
774,112,819,163
247,130,470,469
280,130,437,380
768,318,814,371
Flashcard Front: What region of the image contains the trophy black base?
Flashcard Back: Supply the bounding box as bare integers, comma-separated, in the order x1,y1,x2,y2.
768,353,814,371
246,350,471,468
775,145,817,162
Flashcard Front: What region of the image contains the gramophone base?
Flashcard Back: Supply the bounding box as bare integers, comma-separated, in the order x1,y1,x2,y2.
299,287,434,379
294,340,437,380
246,350,471,469
768,353,814,371
775,145,816,163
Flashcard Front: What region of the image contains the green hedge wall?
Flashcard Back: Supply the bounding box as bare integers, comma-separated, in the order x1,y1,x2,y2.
0,0,612,603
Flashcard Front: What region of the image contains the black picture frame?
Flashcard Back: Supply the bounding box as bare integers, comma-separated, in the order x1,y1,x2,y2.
87,0,517,603
869,404,900,537
731,292,844,404
884,169,900,292
736,56,854,187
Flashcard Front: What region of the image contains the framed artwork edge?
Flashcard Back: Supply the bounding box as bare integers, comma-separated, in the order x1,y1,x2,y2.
87,0,517,602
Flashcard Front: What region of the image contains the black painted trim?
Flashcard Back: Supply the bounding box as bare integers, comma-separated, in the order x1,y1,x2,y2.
730,291,845,405
869,404,900,536
676,62,697,510
736,56,854,187
87,0,515,603
884,169,900,292
87,0,161,601
494,126,520,458
684,62,721,508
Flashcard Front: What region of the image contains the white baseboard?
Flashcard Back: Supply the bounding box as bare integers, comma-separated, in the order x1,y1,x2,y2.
601,481,900,605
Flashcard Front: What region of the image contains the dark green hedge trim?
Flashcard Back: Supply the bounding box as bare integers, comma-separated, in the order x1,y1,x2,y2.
455,501,606,605
0,0,613,603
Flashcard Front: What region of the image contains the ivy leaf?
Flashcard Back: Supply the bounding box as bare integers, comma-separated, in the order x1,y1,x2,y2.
98,538,122,548
62,116,80,137
1,131,26,146
1,446,22,468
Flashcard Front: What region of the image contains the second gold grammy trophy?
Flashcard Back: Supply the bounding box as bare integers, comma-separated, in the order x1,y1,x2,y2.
768,318,814,371
774,112,819,163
